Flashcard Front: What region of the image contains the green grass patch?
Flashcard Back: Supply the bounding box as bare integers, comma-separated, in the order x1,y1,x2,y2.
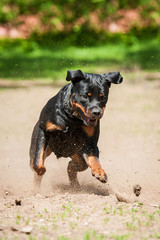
0,38,159,81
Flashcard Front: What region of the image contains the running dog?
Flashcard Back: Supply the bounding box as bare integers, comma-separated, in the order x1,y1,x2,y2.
30,70,123,188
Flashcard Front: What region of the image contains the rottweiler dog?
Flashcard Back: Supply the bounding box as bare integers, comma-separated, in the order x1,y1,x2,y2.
30,70,123,189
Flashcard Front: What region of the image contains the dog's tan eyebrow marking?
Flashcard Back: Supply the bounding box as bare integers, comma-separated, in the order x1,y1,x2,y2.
88,93,92,96
82,126,95,137
46,122,64,131
99,93,103,97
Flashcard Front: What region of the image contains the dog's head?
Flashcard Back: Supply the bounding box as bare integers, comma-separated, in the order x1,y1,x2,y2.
66,70,123,127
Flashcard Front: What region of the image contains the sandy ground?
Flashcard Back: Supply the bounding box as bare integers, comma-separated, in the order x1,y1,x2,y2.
0,79,160,239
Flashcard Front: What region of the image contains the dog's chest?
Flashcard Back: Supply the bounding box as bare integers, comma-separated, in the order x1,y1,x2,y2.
48,127,86,158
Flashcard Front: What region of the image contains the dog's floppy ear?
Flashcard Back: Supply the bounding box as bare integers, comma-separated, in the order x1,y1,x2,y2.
66,70,85,82
102,71,123,84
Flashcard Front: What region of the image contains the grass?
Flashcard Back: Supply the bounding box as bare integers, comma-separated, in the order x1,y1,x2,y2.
0,38,159,81
83,230,105,240
110,233,132,240
0,201,160,240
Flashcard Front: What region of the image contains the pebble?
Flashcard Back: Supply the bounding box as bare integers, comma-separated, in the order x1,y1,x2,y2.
21,226,33,234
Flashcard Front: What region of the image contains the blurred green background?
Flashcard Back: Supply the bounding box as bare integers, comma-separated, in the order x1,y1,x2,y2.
0,0,160,81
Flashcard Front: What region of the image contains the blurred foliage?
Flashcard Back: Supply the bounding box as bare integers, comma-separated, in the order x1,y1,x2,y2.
0,0,160,45
0,0,160,80
30,25,160,47
0,0,160,32
0,0,160,18
0,37,159,80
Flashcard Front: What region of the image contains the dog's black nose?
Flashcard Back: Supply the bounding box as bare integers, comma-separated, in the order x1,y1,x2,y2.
92,109,101,117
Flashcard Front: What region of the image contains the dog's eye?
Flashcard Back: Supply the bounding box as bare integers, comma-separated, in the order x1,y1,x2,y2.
81,93,92,100
99,94,106,101
82,94,88,99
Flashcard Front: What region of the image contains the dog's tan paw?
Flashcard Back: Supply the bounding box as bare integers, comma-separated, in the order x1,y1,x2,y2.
33,166,46,176
92,168,107,183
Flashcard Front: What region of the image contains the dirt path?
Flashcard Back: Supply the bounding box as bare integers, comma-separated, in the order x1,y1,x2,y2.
0,80,160,239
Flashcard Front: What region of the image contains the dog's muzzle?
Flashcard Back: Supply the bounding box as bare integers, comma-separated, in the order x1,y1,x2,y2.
72,102,103,126
83,107,103,126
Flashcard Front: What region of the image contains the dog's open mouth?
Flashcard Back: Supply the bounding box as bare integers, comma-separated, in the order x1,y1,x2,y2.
73,110,98,126
82,115,98,126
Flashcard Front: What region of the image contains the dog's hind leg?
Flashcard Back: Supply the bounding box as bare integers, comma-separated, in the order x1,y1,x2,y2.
30,122,52,191
67,154,88,188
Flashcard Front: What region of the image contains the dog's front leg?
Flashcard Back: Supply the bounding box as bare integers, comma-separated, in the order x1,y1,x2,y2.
83,150,107,183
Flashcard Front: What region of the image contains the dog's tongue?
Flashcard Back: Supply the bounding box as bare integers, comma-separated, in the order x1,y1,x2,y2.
88,119,96,123
86,118,97,126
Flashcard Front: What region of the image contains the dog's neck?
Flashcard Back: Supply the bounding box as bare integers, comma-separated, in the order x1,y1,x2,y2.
63,83,74,114
65,83,73,103
63,83,83,125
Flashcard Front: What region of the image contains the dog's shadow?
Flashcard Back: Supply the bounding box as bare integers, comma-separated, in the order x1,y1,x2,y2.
52,183,111,196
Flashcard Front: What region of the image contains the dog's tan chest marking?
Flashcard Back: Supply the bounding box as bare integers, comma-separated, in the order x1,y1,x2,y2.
82,126,95,137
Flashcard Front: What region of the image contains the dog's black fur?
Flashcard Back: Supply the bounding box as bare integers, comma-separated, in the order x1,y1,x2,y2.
30,70,123,188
